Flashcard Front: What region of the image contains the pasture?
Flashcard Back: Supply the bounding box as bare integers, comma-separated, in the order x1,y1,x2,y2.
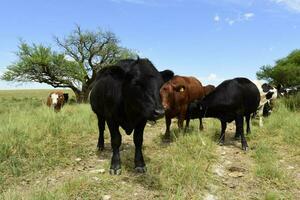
0,90,299,199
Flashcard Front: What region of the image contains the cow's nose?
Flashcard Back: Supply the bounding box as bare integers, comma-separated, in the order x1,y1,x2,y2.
153,109,165,118
162,104,168,110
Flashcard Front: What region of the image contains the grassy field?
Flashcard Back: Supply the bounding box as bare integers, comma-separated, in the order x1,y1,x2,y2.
0,89,299,200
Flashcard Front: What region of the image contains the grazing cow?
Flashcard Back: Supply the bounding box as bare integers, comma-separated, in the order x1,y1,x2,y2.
47,91,69,111
277,84,300,97
263,101,273,117
160,76,205,138
251,80,277,127
90,58,173,175
197,78,260,151
186,84,216,130
204,84,216,96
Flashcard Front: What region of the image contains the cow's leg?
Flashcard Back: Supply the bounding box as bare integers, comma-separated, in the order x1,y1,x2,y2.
107,121,122,175
178,107,187,130
258,107,263,127
199,117,204,131
246,114,251,134
177,116,184,130
234,119,241,139
218,120,226,145
97,116,105,151
236,116,248,151
134,121,147,173
184,116,190,132
164,116,171,139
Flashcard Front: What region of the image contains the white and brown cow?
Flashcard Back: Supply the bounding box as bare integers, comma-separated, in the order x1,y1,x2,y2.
47,91,69,111
252,80,277,127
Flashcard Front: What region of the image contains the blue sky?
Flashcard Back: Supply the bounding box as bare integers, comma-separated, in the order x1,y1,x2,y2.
0,0,300,89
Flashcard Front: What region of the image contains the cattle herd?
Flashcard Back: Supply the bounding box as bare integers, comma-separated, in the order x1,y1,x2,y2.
46,57,298,175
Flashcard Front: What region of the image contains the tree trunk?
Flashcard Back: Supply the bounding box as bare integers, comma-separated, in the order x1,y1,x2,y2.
73,85,91,103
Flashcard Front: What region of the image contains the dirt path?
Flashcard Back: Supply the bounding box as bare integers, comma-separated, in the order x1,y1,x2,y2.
205,122,259,200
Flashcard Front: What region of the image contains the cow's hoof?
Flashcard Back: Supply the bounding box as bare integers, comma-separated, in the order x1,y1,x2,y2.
109,168,122,175
218,141,225,146
135,166,147,173
97,144,104,151
242,146,249,151
97,147,104,151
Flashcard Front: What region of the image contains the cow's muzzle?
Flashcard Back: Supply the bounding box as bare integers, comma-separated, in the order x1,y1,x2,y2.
152,108,165,119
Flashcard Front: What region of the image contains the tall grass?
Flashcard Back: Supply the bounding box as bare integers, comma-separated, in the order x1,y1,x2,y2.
281,93,300,111
0,96,97,192
154,129,217,199
248,99,300,199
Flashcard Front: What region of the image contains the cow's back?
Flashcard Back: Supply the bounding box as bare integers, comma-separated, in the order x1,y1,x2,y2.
184,76,205,101
203,78,260,118
204,85,216,96
172,76,205,102
236,78,260,114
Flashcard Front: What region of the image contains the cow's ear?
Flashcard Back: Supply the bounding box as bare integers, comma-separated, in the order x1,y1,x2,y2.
160,70,174,82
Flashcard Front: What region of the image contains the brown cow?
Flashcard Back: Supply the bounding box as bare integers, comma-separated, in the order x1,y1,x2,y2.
160,75,205,138
47,91,69,112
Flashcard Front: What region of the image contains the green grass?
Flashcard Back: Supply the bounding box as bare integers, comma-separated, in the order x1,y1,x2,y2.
282,93,300,111
0,90,299,199
248,99,300,199
0,90,97,192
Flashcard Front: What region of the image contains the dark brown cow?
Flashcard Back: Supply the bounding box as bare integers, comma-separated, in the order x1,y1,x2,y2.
204,84,216,96
47,91,69,112
186,84,216,130
160,75,205,138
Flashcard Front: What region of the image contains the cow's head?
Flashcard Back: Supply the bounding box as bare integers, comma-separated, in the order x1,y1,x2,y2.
123,58,174,121
48,92,66,111
160,79,186,111
262,83,277,100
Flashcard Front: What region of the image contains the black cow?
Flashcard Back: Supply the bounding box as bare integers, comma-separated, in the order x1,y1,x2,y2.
90,58,173,175
197,78,260,151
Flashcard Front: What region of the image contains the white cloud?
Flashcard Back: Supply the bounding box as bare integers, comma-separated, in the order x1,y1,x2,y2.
110,0,147,5
225,18,235,25
214,14,220,22
271,0,300,12
198,73,224,85
228,20,235,25
223,12,254,26
207,73,217,80
244,12,255,20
